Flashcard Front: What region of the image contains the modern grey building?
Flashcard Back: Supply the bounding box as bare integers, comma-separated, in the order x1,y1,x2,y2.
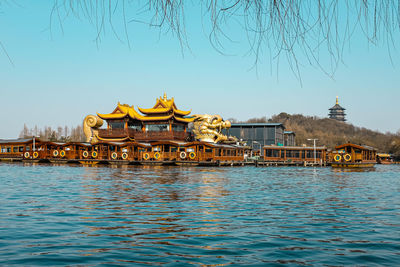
223,123,286,155
284,131,296,146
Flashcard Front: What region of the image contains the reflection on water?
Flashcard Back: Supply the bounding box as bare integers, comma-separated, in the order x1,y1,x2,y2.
1,163,400,266
332,167,376,173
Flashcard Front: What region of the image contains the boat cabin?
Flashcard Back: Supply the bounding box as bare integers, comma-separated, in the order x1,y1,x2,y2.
376,153,393,164
0,138,43,159
135,140,246,163
331,143,377,164
263,145,327,164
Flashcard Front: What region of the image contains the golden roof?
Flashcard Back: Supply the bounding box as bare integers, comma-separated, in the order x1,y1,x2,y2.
97,97,194,123
137,93,191,116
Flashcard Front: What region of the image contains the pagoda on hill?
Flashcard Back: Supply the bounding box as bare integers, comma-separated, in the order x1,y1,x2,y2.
328,96,346,122
84,93,195,143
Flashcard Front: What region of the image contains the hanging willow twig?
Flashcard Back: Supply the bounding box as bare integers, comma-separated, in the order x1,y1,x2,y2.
4,1,400,77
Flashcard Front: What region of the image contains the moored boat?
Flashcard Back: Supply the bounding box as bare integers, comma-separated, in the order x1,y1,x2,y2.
376,153,393,164
330,143,376,168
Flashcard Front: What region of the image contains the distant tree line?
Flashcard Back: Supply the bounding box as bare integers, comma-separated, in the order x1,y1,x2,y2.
19,124,86,142
229,113,400,159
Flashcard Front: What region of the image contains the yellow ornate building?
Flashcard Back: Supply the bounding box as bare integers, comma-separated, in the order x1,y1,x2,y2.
83,93,234,145
84,94,194,143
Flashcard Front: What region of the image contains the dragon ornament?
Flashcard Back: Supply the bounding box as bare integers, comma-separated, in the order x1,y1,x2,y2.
192,114,237,143
83,115,104,143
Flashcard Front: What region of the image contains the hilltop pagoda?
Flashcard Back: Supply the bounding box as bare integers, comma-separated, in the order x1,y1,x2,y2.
88,93,195,142
328,96,346,122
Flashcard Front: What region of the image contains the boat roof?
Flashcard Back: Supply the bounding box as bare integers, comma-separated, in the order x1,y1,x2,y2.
0,138,33,144
151,140,188,146
0,138,44,144
264,145,326,150
284,131,295,135
335,143,376,151
92,141,151,147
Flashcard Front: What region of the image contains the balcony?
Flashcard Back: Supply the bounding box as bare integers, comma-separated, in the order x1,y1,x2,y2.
97,128,191,142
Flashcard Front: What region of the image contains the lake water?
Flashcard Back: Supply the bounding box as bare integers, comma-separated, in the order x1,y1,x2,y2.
1,163,399,266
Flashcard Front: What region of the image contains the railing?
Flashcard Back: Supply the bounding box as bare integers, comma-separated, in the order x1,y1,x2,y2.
135,131,188,141
97,129,191,141
98,129,131,138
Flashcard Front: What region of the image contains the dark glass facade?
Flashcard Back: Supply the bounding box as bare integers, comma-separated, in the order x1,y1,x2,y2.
223,123,285,155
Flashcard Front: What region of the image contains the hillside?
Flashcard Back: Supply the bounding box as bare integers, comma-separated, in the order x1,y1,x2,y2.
267,113,400,156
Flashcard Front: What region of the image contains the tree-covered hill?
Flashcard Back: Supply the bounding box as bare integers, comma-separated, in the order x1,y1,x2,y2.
268,113,400,156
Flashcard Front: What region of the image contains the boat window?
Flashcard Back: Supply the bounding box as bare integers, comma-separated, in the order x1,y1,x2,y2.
172,124,185,132
13,147,18,153
187,148,194,152
19,146,24,152
109,121,125,129
128,121,142,131
266,149,279,157
146,124,169,131
171,147,177,152
153,147,161,152
205,148,212,153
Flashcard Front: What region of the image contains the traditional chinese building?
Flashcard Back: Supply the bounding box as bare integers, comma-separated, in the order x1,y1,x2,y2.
328,96,346,122
85,93,195,143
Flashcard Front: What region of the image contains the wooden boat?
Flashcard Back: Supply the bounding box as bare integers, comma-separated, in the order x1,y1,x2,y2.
0,137,247,166
0,138,45,161
330,143,376,168
376,153,393,164
263,145,328,166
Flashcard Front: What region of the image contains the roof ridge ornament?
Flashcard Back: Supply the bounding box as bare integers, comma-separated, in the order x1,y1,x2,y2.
336,96,339,105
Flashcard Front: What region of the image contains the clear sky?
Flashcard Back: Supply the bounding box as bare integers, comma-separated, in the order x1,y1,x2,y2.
1,1,399,138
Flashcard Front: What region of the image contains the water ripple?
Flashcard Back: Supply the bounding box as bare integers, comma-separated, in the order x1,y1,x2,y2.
1,163,400,266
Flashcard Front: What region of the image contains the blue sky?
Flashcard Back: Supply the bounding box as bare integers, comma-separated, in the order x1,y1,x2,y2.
1,1,399,138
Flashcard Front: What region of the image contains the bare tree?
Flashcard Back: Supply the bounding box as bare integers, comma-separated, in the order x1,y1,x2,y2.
48,0,400,79
19,124,29,138
64,126,69,138
33,125,38,137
